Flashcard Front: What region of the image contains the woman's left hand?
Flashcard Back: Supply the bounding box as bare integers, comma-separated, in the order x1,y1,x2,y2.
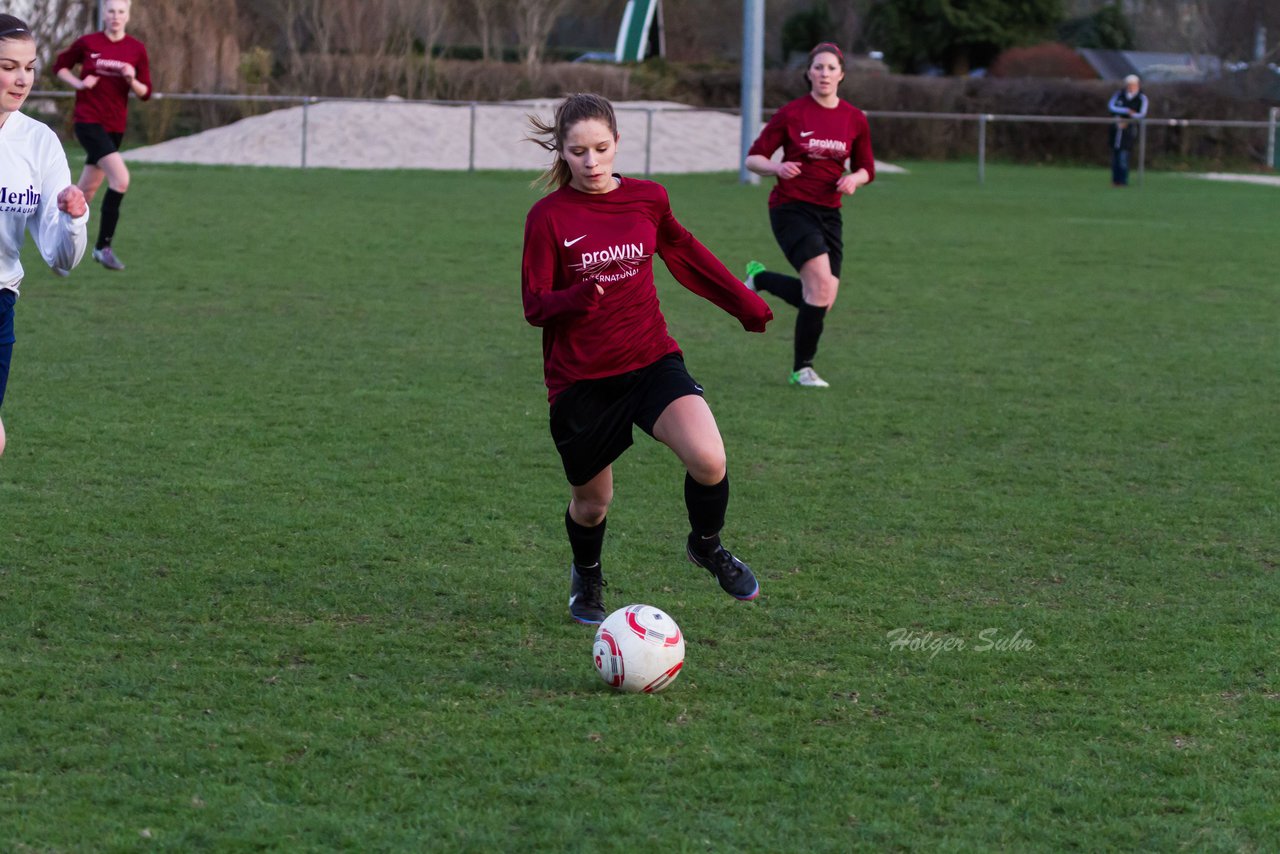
57,185,88,217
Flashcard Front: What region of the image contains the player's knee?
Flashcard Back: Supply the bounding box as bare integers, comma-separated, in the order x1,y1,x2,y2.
802,271,837,307
686,449,726,485
572,495,611,527
819,274,840,303
807,278,837,309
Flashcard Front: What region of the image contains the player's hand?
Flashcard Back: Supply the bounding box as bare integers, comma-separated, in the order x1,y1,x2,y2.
836,174,862,195
81,74,99,90
121,63,136,82
57,185,87,217
743,304,773,332
775,161,802,180
573,278,604,307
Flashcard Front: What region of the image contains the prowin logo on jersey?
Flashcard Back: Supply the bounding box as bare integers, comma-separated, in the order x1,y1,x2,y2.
806,137,849,159
571,241,649,283
0,184,40,215
94,57,132,77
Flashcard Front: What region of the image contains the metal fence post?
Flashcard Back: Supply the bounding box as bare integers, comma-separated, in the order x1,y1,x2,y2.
644,109,653,178
1268,107,1278,170
978,114,987,184
301,97,310,169
1137,119,1147,187
739,0,764,184
469,102,477,172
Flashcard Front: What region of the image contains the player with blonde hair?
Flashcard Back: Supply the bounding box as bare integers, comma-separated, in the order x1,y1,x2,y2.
53,0,150,271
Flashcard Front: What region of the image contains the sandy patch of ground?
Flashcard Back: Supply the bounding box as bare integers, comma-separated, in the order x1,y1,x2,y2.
127,98,906,175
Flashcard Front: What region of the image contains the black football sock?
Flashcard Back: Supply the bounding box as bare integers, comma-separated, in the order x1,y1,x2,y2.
96,189,124,250
754,271,805,308
794,301,828,371
685,472,729,557
565,507,606,573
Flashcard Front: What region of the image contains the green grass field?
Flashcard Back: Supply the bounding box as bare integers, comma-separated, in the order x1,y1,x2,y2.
2,162,1277,851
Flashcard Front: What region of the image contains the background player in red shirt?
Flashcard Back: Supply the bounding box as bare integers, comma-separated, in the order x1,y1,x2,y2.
523,93,773,625
744,42,875,389
53,0,150,272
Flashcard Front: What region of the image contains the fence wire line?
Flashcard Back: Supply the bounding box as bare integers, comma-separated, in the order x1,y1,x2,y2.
29,90,1279,178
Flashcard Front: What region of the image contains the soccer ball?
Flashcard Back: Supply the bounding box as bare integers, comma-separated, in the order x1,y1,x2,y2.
592,604,685,693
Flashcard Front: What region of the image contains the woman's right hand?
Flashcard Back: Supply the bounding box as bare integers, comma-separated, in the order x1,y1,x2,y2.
81,75,99,90
57,186,88,217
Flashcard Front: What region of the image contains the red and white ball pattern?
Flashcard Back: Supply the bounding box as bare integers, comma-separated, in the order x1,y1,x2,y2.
592,604,685,693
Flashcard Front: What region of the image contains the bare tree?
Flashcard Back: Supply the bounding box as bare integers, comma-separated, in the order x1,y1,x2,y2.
398,0,451,63
515,0,571,69
1173,0,1217,59
252,0,453,97
263,0,372,93
459,0,508,61
1182,0,1280,62
25,0,97,74
264,0,322,86
384,0,452,98
1128,0,1215,56
661,0,742,62
130,0,241,92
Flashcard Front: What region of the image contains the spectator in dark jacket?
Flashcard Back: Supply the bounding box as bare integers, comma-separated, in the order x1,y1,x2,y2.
1107,74,1148,186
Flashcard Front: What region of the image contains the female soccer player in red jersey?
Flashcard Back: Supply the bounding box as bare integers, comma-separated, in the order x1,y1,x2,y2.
744,42,875,389
522,93,774,624
0,15,89,455
53,0,150,272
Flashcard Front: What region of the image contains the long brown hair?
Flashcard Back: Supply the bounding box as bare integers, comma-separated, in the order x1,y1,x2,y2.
526,93,619,191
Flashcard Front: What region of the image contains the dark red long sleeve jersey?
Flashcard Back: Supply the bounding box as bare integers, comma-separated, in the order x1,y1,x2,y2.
522,176,772,403
53,33,152,133
748,95,875,209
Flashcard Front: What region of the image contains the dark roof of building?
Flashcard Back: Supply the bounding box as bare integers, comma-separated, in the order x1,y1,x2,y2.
1078,49,1223,82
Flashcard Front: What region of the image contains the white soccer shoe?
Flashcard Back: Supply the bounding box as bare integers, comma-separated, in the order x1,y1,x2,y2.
789,367,830,388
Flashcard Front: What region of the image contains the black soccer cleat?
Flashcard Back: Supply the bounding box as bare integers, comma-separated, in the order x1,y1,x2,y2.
687,543,760,601
568,563,606,625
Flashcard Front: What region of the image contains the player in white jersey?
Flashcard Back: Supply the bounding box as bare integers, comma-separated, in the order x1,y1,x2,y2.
0,14,89,455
